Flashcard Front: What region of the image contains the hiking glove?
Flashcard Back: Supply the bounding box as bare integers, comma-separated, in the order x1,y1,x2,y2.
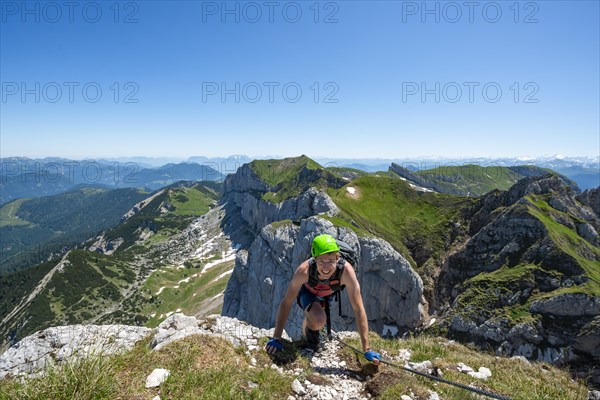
364,349,381,362
265,338,283,354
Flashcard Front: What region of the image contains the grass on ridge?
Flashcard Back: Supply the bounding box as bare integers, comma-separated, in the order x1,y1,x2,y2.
0,331,590,400
0,335,294,400
142,259,235,328
329,175,472,267
341,333,589,400
526,195,600,296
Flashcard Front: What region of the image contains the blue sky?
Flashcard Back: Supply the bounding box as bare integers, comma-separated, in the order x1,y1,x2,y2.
1,0,599,159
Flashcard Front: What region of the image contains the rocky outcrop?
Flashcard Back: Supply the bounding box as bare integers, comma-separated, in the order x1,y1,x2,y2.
3,314,598,399
469,175,591,233
444,205,549,287
436,175,600,384
151,313,278,352
574,316,600,360
441,176,598,290
389,164,455,194
87,235,124,254
147,205,233,267
0,324,151,379
0,314,446,400
0,314,276,380
530,294,600,317
223,216,426,338
220,160,425,338
577,188,600,219
220,163,340,248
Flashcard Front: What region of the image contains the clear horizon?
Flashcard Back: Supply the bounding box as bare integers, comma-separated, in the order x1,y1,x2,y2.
1,1,599,159
1,153,598,163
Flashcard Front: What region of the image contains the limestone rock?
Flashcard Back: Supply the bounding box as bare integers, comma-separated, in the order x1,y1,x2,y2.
439,175,600,372
220,162,341,247
223,216,425,338
530,294,600,317
145,368,170,388
152,313,204,351
0,324,150,379
292,379,306,395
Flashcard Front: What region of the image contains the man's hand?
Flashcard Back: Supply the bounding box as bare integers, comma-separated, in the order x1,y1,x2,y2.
364,349,381,364
265,338,283,354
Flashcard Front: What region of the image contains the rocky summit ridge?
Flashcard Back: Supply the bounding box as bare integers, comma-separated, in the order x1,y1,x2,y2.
2,314,599,399
0,314,394,399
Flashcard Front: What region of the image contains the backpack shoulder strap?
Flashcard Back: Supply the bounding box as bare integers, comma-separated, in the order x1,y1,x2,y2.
327,258,346,292
307,258,319,288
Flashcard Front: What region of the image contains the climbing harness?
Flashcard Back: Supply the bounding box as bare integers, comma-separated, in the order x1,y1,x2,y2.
330,331,513,400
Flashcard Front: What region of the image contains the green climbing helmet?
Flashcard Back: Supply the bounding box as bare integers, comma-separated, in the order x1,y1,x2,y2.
311,234,340,258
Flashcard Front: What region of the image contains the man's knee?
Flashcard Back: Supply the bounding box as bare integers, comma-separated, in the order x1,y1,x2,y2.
306,303,326,329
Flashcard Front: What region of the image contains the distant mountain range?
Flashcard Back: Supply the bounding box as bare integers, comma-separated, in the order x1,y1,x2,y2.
3,155,595,203
0,158,224,205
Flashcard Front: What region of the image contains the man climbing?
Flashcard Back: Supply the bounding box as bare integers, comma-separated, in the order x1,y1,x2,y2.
264,234,381,364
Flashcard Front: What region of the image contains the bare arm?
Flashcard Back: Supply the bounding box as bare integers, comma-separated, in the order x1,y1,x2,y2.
271,261,309,339
341,263,371,352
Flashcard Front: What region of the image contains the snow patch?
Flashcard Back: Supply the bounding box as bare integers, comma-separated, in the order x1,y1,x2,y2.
201,251,237,273
408,182,435,192
212,269,234,282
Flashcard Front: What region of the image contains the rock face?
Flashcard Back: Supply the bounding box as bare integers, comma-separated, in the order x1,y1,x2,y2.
530,294,600,317
220,161,426,338
220,163,340,248
223,216,426,338
436,175,600,379
0,314,276,380
151,313,278,352
0,324,151,379
577,188,600,219
389,163,460,195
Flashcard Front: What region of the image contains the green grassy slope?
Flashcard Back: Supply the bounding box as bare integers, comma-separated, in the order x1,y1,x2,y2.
449,193,600,329
249,155,345,202
0,183,227,346
526,195,600,296
104,183,221,250
417,165,525,194
328,175,473,268
0,188,149,275
126,258,234,328
391,164,578,196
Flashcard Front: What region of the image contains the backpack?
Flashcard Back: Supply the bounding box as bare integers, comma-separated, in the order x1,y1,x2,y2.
337,239,359,270
306,239,358,337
